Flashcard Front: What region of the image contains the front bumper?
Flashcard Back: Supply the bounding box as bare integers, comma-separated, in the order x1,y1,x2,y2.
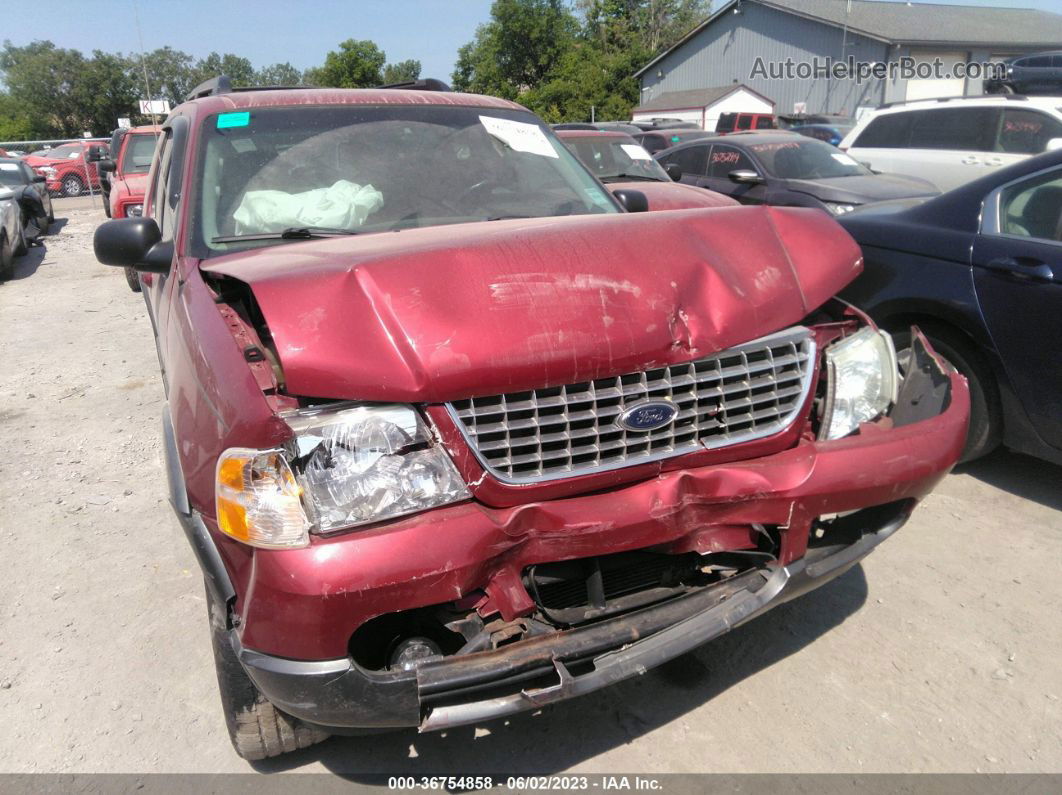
221,332,969,732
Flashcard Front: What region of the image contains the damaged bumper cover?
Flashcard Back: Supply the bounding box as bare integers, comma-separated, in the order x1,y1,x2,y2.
222,333,968,733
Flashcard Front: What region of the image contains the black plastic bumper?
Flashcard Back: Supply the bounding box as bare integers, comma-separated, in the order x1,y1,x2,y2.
235,507,908,733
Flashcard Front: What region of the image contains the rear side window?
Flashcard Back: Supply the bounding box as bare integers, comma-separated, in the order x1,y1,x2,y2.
908,107,998,151
707,145,755,177
754,116,775,130
852,112,912,148
736,115,753,131
997,109,1062,154
716,114,736,133
664,144,708,176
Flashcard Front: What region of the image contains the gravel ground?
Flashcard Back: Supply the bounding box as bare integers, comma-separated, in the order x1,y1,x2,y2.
0,198,1060,776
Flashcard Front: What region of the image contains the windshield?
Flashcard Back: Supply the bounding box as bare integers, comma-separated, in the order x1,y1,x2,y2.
563,136,669,182
747,139,870,179
34,145,80,160
121,133,158,174
194,105,619,256
0,163,27,186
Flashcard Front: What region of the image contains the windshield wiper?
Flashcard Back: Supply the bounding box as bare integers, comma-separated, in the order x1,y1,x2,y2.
483,214,535,221
211,226,360,243
601,174,663,183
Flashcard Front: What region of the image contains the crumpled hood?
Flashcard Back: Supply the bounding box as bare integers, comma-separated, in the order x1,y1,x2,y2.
201,206,862,402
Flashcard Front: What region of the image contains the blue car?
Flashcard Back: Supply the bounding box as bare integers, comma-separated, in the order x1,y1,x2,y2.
838,148,1062,464
789,122,855,148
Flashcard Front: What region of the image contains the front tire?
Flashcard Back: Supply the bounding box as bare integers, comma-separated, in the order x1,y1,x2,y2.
0,231,13,280
206,584,330,760
124,266,142,292
61,175,85,197
890,324,1001,463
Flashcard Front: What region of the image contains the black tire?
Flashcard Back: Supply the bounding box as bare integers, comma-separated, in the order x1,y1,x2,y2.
61,175,85,197
890,323,1001,463
13,218,27,256
124,266,142,292
36,215,49,236
103,198,112,218
206,584,330,760
0,231,13,280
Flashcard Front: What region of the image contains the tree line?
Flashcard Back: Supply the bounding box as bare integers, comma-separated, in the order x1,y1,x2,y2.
0,0,708,141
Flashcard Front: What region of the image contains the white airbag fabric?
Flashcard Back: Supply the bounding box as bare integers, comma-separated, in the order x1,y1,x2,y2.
233,180,384,233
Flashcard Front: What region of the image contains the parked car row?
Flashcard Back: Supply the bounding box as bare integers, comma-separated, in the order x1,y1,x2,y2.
93,76,971,762
23,140,109,197
0,157,54,280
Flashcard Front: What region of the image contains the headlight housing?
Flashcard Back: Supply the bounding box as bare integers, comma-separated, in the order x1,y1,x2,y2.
819,327,898,441
215,404,470,547
126,203,143,217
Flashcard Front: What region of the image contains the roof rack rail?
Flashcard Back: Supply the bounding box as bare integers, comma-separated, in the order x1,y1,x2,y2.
185,75,232,101
876,94,1028,110
377,78,451,92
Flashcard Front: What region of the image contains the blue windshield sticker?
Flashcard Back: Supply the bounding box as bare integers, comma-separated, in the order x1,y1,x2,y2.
670,135,681,142
217,112,250,129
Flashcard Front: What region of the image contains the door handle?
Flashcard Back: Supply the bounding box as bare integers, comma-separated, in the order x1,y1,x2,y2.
961,156,981,165
985,256,1055,282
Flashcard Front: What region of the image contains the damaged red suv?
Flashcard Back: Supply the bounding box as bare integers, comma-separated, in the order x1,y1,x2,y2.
93,77,970,760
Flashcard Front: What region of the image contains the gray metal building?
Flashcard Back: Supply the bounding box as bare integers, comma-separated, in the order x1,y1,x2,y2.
635,0,1062,123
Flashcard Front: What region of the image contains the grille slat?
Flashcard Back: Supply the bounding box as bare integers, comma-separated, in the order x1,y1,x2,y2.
448,326,815,483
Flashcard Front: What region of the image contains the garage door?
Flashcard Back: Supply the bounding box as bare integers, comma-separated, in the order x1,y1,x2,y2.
905,50,967,100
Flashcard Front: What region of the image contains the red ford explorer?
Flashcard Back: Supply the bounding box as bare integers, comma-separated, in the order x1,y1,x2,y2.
93,76,969,760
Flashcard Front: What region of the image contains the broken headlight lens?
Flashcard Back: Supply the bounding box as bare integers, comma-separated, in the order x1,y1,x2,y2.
215,448,312,548
285,404,470,533
819,327,898,441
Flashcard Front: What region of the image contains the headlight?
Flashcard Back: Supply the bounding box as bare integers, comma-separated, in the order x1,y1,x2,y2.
824,202,857,215
216,449,311,548
819,327,898,440
126,203,143,217
215,404,470,546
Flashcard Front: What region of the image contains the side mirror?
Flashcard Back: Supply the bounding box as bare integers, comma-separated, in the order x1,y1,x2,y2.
32,175,47,184
611,188,649,213
665,163,683,182
94,217,172,273
728,169,765,185
1046,137,1062,152
86,146,105,163
99,159,117,173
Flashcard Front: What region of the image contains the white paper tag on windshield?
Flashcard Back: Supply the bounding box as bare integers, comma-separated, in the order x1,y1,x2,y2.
479,116,558,158
831,152,859,166
619,144,652,161
0,163,18,171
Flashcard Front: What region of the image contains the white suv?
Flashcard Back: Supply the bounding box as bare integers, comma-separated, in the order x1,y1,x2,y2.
840,96,1062,192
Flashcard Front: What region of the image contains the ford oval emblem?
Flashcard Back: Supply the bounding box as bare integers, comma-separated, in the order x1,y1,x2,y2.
615,400,678,432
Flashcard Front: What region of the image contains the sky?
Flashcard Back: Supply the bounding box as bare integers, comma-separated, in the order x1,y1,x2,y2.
8,0,1062,83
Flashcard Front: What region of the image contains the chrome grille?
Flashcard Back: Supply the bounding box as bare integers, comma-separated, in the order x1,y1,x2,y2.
448,326,816,484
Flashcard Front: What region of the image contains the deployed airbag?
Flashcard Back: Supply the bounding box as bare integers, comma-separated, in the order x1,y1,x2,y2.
233,180,384,233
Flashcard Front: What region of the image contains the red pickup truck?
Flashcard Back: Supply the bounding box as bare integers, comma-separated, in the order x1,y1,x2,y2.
24,141,107,197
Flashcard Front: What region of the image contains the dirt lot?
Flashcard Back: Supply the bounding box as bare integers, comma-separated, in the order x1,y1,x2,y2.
0,198,1060,776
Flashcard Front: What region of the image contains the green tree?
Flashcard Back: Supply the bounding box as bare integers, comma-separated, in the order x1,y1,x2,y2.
452,0,577,96
0,41,89,137
381,59,422,85
139,46,197,108
77,50,140,135
192,52,256,88
306,39,386,87
0,92,34,141
255,62,304,86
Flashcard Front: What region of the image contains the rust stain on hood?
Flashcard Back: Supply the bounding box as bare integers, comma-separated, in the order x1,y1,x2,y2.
201,206,862,402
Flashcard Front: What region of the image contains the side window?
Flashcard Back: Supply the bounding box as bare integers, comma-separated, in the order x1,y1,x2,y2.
999,169,1062,242
665,144,708,176
909,107,998,151
997,109,1062,155
736,115,753,131
852,112,912,148
754,116,775,130
716,114,735,133
707,145,755,178
1052,55,1062,68
148,131,172,237
1027,56,1051,68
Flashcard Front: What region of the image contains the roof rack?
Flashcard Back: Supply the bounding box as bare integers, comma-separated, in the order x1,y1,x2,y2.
377,78,451,92
876,94,1029,110
185,75,232,101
